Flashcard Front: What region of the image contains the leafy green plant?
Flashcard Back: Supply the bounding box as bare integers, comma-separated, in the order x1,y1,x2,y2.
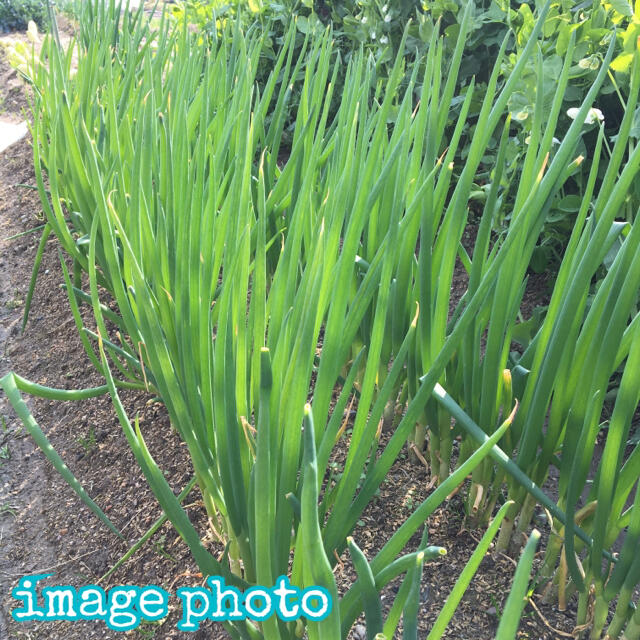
0,0,48,32
498,0,640,270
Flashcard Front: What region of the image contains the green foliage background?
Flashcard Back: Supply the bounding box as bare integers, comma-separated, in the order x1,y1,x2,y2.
0,0,48,32
171,0,640,272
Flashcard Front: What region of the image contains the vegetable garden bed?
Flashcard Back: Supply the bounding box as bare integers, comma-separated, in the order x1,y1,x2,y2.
2,1,640,638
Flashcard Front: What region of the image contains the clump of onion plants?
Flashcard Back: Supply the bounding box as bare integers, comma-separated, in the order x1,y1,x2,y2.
5,0,639,637
407,35,640,640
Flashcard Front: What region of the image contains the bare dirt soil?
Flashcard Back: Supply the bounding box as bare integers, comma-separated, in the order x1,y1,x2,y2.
0,40,580,640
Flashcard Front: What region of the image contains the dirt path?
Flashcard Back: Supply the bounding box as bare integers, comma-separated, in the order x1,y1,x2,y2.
0,58,58,638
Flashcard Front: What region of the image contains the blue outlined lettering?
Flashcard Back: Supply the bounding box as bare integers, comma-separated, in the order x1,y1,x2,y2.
12,575,170,631
177,575,332,630
12,574,331,631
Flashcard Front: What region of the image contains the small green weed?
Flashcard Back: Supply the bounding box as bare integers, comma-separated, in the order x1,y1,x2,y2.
137,620,163,639
153,534,177,562
0,502,17,517
76,427,96,455
6,289,24,310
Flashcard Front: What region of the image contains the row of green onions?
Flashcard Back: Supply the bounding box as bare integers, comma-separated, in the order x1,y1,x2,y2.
3,0,640,637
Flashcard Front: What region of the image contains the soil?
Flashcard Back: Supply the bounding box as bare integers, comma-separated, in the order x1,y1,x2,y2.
0,31,592,640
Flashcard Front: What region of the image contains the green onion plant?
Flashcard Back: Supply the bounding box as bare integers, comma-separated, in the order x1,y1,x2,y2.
3,0,640,637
